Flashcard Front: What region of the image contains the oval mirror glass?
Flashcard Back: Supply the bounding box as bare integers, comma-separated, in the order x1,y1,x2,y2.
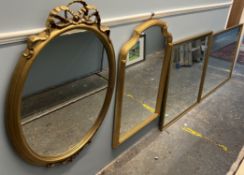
20,30,109,156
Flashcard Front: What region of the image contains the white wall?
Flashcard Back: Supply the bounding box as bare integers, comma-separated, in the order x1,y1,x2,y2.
0,0,231,175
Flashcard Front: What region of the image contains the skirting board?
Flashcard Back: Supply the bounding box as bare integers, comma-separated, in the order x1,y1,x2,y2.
0,2,232,45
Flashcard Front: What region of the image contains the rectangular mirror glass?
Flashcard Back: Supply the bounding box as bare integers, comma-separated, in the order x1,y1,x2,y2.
202,25,243,98
163,32,212,126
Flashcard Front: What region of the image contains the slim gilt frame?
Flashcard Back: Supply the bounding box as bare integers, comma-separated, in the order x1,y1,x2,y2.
200,24,243,100
159,31,213,130
113,19,173,148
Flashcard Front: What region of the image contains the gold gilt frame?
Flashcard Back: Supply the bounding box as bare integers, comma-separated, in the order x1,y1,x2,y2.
159,31,213,130
200,24,243,100
113,19,173,148
6,0,115,166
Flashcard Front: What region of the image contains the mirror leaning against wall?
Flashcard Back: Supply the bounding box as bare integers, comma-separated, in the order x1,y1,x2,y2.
160,32,212,128
201,24,243,98
113,19,173,148
6,0,115,166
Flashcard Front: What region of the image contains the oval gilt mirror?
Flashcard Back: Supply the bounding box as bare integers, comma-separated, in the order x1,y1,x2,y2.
6,1,115,166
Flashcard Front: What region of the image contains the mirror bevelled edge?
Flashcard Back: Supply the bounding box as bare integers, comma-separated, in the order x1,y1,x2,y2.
6,0,116,167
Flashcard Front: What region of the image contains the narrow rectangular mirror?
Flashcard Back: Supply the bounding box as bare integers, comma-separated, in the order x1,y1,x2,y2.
161,32,212,127
201,25,243,98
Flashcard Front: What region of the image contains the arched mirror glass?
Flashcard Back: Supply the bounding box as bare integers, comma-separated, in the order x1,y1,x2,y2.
161,32,212,127
202,25,243,98
120,27,164,135
113,19,173,147
6,0,115,166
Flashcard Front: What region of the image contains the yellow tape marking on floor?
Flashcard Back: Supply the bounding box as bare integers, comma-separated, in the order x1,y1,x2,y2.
126,94,155,113
142,104,155,113
182,127,203,138
217,144,228,152
182,127,228,153
126,94,134,99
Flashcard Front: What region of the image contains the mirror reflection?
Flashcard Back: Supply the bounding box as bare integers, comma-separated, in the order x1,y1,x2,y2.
120,26,165,135
203,27,241,96
164,34,210,125
21,30,108,156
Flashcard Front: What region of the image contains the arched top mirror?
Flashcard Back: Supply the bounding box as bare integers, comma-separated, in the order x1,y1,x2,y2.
6,0,115,166
113,19,173,148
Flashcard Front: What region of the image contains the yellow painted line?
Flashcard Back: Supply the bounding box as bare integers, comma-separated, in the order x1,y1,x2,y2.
182,127,203,138
126,94,155,113
182,127,229,153
142,104,155,113
217,144,228,152
126,94,135,99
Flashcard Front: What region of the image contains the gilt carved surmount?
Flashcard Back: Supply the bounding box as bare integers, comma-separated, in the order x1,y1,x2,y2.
46,0,103,29
23,0,109,59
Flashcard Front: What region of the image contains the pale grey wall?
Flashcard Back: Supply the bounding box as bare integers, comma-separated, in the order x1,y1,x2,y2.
145,26,165,55
23,26,164,98
0,0,231,33
0,0,230,174
23,31,105,97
